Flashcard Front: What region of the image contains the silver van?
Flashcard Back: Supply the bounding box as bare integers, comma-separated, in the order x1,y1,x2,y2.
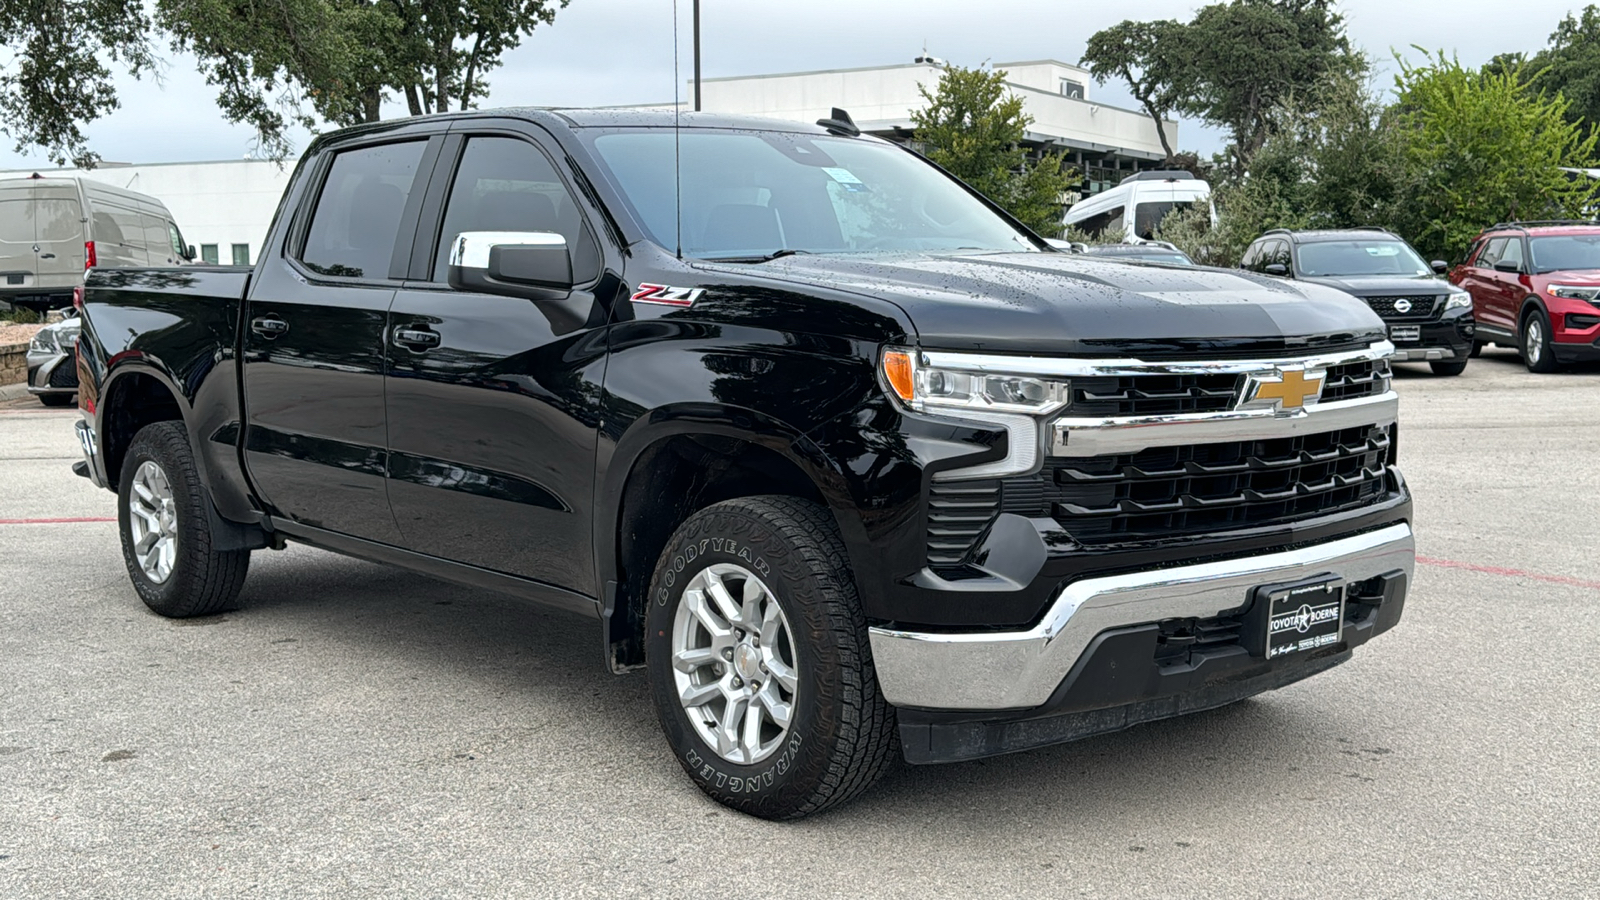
0,175,195,313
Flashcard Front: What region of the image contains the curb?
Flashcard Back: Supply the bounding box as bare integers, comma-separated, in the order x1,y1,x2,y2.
0,381,34,400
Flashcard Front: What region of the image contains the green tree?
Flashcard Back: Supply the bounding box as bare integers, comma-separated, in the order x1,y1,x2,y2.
1080,19,1189,162
1388,51,1599,259
0,0,156,166
1518,6,1600,136
1181,0,1363,174
160,0,568,159
910,65,1080,237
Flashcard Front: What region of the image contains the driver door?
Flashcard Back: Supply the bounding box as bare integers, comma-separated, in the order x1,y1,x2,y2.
382,128,609,593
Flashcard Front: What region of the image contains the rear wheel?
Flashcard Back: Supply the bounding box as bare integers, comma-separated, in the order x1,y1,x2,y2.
1430,359,1468,376
645,496,897,820
117,422,250,617
1521,310,1561,373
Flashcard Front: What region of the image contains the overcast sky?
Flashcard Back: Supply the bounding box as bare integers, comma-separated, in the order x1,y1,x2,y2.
1,0,1589,169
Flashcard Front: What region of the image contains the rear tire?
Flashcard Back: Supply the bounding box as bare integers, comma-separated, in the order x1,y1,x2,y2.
1430,359,1468,376
1521,309,1561,373
37,393,74,407
645,496,897,820
117,421,250,617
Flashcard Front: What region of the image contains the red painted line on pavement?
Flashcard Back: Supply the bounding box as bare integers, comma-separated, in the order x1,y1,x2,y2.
1417,556,1600,591
0,516,116,525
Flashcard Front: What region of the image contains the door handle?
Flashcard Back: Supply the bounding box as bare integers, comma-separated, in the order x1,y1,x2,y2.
393,326,440,350
250,316,289,339
39,252,56,259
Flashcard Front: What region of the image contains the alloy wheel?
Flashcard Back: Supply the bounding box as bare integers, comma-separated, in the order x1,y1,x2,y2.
1526,319,1544,366
670,563,799,765
127,460,178,584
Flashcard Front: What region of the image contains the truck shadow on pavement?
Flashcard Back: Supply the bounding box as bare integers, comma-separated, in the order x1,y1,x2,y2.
232,547,1379,831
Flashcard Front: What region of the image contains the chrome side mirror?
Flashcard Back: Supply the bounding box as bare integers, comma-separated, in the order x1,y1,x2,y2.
447,231,573,296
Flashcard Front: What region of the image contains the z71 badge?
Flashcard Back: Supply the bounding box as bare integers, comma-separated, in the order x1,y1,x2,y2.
631,283,704,307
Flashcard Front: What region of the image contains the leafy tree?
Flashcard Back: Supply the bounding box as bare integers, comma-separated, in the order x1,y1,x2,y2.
160,0,568,159
0,0,156,166
1181,0,1362,174
910,65,1080,237
1080,19,1188,162
1388,51,1599,259
1519,6,1600,136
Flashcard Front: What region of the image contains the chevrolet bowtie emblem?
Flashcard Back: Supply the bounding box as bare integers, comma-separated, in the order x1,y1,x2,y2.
1243,369,1324,412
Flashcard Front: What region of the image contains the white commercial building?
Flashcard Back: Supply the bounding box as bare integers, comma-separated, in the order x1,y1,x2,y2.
659,59,1180,198
0,159,296,266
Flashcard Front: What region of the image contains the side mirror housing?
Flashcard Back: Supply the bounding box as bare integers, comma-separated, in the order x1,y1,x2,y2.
1430,259,1448,274
186,244,197,261
1264,263,1290,277
447,231,573,296
1493,259,1522,274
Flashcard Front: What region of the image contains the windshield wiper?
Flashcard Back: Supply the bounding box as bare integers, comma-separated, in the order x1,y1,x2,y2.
704,249,808,263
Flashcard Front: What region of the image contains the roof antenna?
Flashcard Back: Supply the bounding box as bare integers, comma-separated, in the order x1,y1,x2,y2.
816,107,860,137
673,0,683,259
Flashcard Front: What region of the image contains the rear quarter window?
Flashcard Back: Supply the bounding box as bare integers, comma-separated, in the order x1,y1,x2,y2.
300,141,428,279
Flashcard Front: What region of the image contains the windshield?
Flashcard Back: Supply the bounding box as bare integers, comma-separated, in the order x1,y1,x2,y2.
585,129,1037,259
1294,240,1431,277
1528,234,1600,271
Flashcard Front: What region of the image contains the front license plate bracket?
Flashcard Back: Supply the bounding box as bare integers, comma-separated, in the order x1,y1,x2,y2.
1242,576,1345,659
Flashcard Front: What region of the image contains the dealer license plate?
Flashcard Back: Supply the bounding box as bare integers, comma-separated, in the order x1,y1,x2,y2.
5,274,23,285
1389,325,1420,342
1248,578,1345,659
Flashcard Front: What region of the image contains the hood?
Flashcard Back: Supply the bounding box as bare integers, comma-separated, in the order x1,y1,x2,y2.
707,251,1385,356
1297,274,1454,297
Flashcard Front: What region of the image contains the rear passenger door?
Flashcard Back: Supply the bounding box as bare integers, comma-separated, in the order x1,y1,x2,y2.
241,132,443,543
381,126,610,592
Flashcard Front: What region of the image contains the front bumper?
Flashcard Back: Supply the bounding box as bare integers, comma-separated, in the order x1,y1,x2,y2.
1386,314,1474,362
869,521,1414,712
26,346,78,396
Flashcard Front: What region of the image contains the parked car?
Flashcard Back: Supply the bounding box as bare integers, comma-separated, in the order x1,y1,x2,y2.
1082,241,1195,266
1449,220,1600,372
1063,170,1214,242
25,306,81,406
1241,227,1476,376
0,174,196,313
72,108,1414,820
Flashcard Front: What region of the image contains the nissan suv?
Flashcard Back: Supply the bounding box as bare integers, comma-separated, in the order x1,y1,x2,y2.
1242,228,1476,375
1449,221,1600,372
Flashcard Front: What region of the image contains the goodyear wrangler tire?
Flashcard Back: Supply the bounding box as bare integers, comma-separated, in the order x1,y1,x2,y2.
645,496,898,820
118,422,250,618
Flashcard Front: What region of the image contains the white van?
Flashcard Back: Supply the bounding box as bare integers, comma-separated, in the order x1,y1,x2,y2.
0,175,195,313
1063,170,1214,242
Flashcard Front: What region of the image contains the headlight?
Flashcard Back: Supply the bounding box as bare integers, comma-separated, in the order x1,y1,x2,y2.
880,349,1071,416
29,331,59,354
1445,289,1473,311
880,348,1071,481
1547,284,1600,301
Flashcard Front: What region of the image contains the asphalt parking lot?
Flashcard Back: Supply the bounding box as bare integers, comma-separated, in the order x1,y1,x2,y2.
1,347,1597,899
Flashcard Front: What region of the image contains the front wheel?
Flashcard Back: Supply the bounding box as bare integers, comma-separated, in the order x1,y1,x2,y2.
1430,359,1469,376
1522,310,1561,373
1469,340,1485,358
117,421,250,617
645,496,897,820
38,393,75,407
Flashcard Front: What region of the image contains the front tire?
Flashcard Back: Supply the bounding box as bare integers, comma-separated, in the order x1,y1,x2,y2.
645,496,897,820
38,393,74,407
117,422,250,617
1430,359,1469,376
1469,340,1485,358
1521,309,1561,373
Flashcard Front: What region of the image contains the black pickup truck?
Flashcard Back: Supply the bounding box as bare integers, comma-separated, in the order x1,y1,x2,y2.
71,108,1415,820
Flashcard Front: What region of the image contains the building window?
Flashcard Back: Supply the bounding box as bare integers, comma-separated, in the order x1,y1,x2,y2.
200,244,218,265
231,243,250,266
1060,78,1085,100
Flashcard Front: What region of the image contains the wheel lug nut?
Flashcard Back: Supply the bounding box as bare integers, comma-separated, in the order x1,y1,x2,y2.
722,648,734,661
731,677,743,688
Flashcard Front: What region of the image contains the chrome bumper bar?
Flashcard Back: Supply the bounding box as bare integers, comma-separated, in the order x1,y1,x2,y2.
1391,347,1454,361
868,523,1416,711
1050,391,1396,457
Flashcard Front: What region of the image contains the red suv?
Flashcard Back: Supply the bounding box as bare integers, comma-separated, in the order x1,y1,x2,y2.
1451,221,1600,372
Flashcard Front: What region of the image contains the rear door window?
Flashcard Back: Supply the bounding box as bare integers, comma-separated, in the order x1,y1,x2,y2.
300,140,428,279
0,199,31,244
1476,238,1506,269
35,199,83,241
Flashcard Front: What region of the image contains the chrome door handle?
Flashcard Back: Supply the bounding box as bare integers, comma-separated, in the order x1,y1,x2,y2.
393,326,440,350
250,316,289,338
